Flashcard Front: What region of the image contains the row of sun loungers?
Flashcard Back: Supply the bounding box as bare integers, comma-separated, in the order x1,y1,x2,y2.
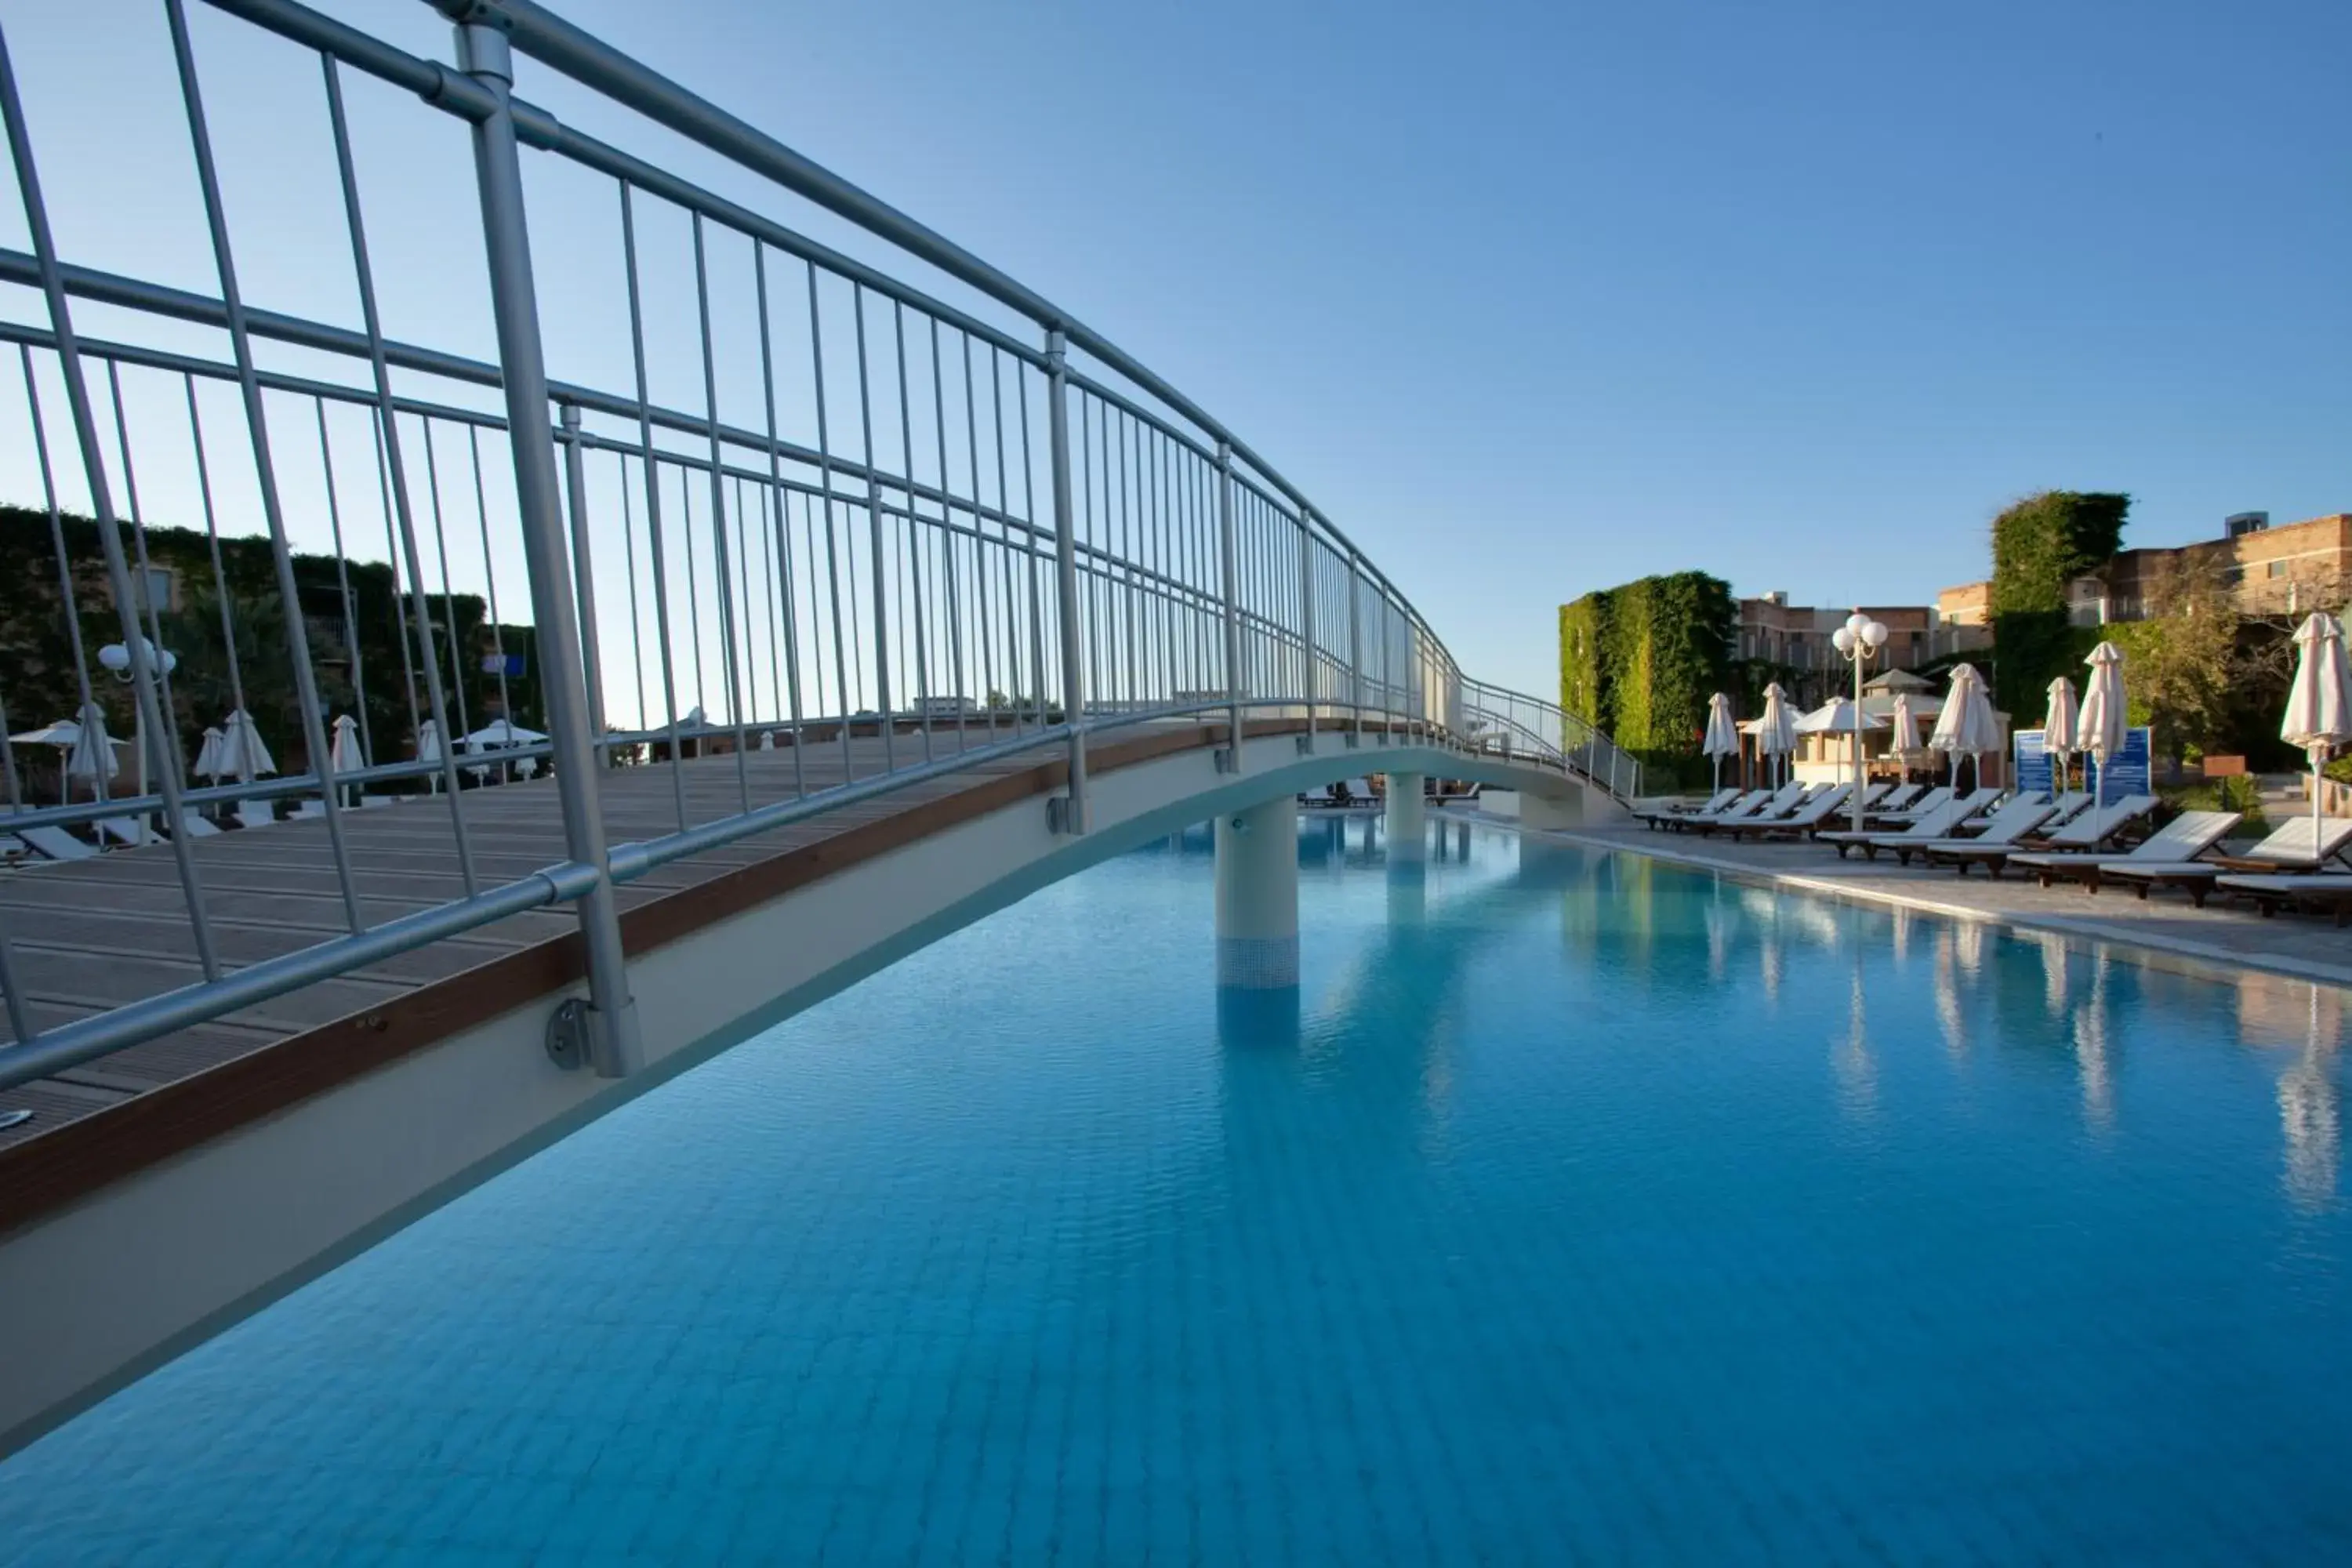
2,794,398,866
1632,776,2352,926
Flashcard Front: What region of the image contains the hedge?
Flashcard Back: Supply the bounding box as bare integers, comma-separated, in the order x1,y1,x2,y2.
1559,571,1733,783
1988,491,2129,715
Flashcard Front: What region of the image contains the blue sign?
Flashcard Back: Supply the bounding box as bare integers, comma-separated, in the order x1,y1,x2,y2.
2016,725,2150,803
480,652,527,678
2099,727,2152,804
2013,729,2053,796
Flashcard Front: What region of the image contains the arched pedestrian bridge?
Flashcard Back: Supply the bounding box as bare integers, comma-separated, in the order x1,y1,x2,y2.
0,0,1638,1454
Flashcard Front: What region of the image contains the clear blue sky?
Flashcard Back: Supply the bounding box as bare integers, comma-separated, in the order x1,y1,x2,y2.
2,0,2345,701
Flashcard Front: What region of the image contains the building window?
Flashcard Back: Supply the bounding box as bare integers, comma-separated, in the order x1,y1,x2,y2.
2268,561,2289,579
140,565,176,614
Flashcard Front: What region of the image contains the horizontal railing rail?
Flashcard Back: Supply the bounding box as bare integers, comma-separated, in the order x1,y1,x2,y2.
0,0,1638,1094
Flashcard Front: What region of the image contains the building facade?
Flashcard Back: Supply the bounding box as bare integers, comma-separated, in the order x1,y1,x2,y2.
1735,593,1986,708
1939,511,2352,629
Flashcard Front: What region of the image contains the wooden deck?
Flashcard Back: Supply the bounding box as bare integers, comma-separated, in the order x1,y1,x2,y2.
0,721,1073,1152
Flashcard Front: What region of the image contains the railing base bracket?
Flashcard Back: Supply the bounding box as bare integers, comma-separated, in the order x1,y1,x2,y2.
1344,732,1360,749
1295,735,1314,756
1214,747,1240,775
544,996,591,1071
1047,793,1087,836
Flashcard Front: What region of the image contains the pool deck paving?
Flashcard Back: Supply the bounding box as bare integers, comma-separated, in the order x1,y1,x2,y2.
1519,813,2352,993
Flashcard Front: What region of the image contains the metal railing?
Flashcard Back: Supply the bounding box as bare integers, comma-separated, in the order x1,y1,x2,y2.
0,0,1638,1091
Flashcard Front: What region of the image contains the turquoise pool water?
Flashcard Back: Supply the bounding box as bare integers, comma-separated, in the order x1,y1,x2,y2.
2,818,2347,1563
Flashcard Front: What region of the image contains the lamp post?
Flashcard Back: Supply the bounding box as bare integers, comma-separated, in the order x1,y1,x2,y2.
1829,612,1887,836
98,636,178,845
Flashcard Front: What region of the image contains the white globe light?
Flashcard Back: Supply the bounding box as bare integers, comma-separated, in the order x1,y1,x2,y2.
1861,620,1888,648
1831,627,1856,655
98,643,129,673
1845,612,1868,635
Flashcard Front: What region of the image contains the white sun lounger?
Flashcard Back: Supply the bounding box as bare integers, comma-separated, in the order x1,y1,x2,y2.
1679,782,1811,834
2011,811,2242,892
18,824,97,862
1719,782,1872,841
1903,795,2066,873
2214,873,2352,923
2100,815,2352,906
1818,788,2002,859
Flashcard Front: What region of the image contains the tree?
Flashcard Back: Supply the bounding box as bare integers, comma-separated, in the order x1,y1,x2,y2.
2107,553,2237,775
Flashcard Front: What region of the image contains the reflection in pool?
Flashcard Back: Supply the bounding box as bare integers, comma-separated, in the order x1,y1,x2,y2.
2,818,2345,1563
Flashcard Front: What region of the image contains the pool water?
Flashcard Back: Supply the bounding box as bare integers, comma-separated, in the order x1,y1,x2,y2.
2,819,2347,1563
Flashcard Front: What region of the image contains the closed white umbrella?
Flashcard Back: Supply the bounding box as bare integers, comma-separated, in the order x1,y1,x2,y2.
1756,682,1797,789
1929,663,1998,789
1886,693,1920,756
193,725,225,783
66,703,118,787
1701,692,1738,794
2281,612,2352,836
328,714,364,774
2043,676,2080,795
217,708,277,782
416,718,445,793
2075,642,2128,806
757,729,778,752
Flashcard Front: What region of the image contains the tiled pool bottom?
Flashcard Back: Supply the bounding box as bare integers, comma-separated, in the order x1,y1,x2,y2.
3,823,2349,1563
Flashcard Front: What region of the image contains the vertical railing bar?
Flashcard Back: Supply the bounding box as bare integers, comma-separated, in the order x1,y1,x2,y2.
21,347,101,783
987,344,1018,736
1043,328,1087,831
165,0,360,934
184,372,252,746
1,30,220,976
1080,392,1102,724
368,405,424,750
805,263,855,782
960,331,994,746
463,426,518,745
930,317,966,752
753,242,808,794
1299,509,1317,750
314,396,374,771
103,363,187,774
689,212,753,812
678,462,707,721
419,423,476,756
453,19,642,1075
890,301,932,764
616,181,688,830
557,403,608,744
1215,438,1242,766
321,56,474,881
850,285,893,773
1018,358,1046,744
616,452,649,735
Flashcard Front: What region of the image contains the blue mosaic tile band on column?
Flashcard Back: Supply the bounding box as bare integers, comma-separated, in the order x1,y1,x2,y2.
2,822,2347,1563
1215,933,1301,989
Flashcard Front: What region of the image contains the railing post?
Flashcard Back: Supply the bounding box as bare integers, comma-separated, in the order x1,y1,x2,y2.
1297,509,1316,755
1043,328,1088,833
1214,438,1243,772
557,401,607,749
456,19,641,1076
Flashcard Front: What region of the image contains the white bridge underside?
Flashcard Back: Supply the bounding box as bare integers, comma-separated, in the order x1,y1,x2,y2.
0,731,1607,1456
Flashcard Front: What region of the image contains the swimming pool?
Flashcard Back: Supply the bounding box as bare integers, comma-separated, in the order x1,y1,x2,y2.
2,818,2345,1562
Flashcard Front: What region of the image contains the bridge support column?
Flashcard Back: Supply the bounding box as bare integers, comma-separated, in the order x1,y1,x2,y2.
1214,797,1298,989
1385,771,1427,861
